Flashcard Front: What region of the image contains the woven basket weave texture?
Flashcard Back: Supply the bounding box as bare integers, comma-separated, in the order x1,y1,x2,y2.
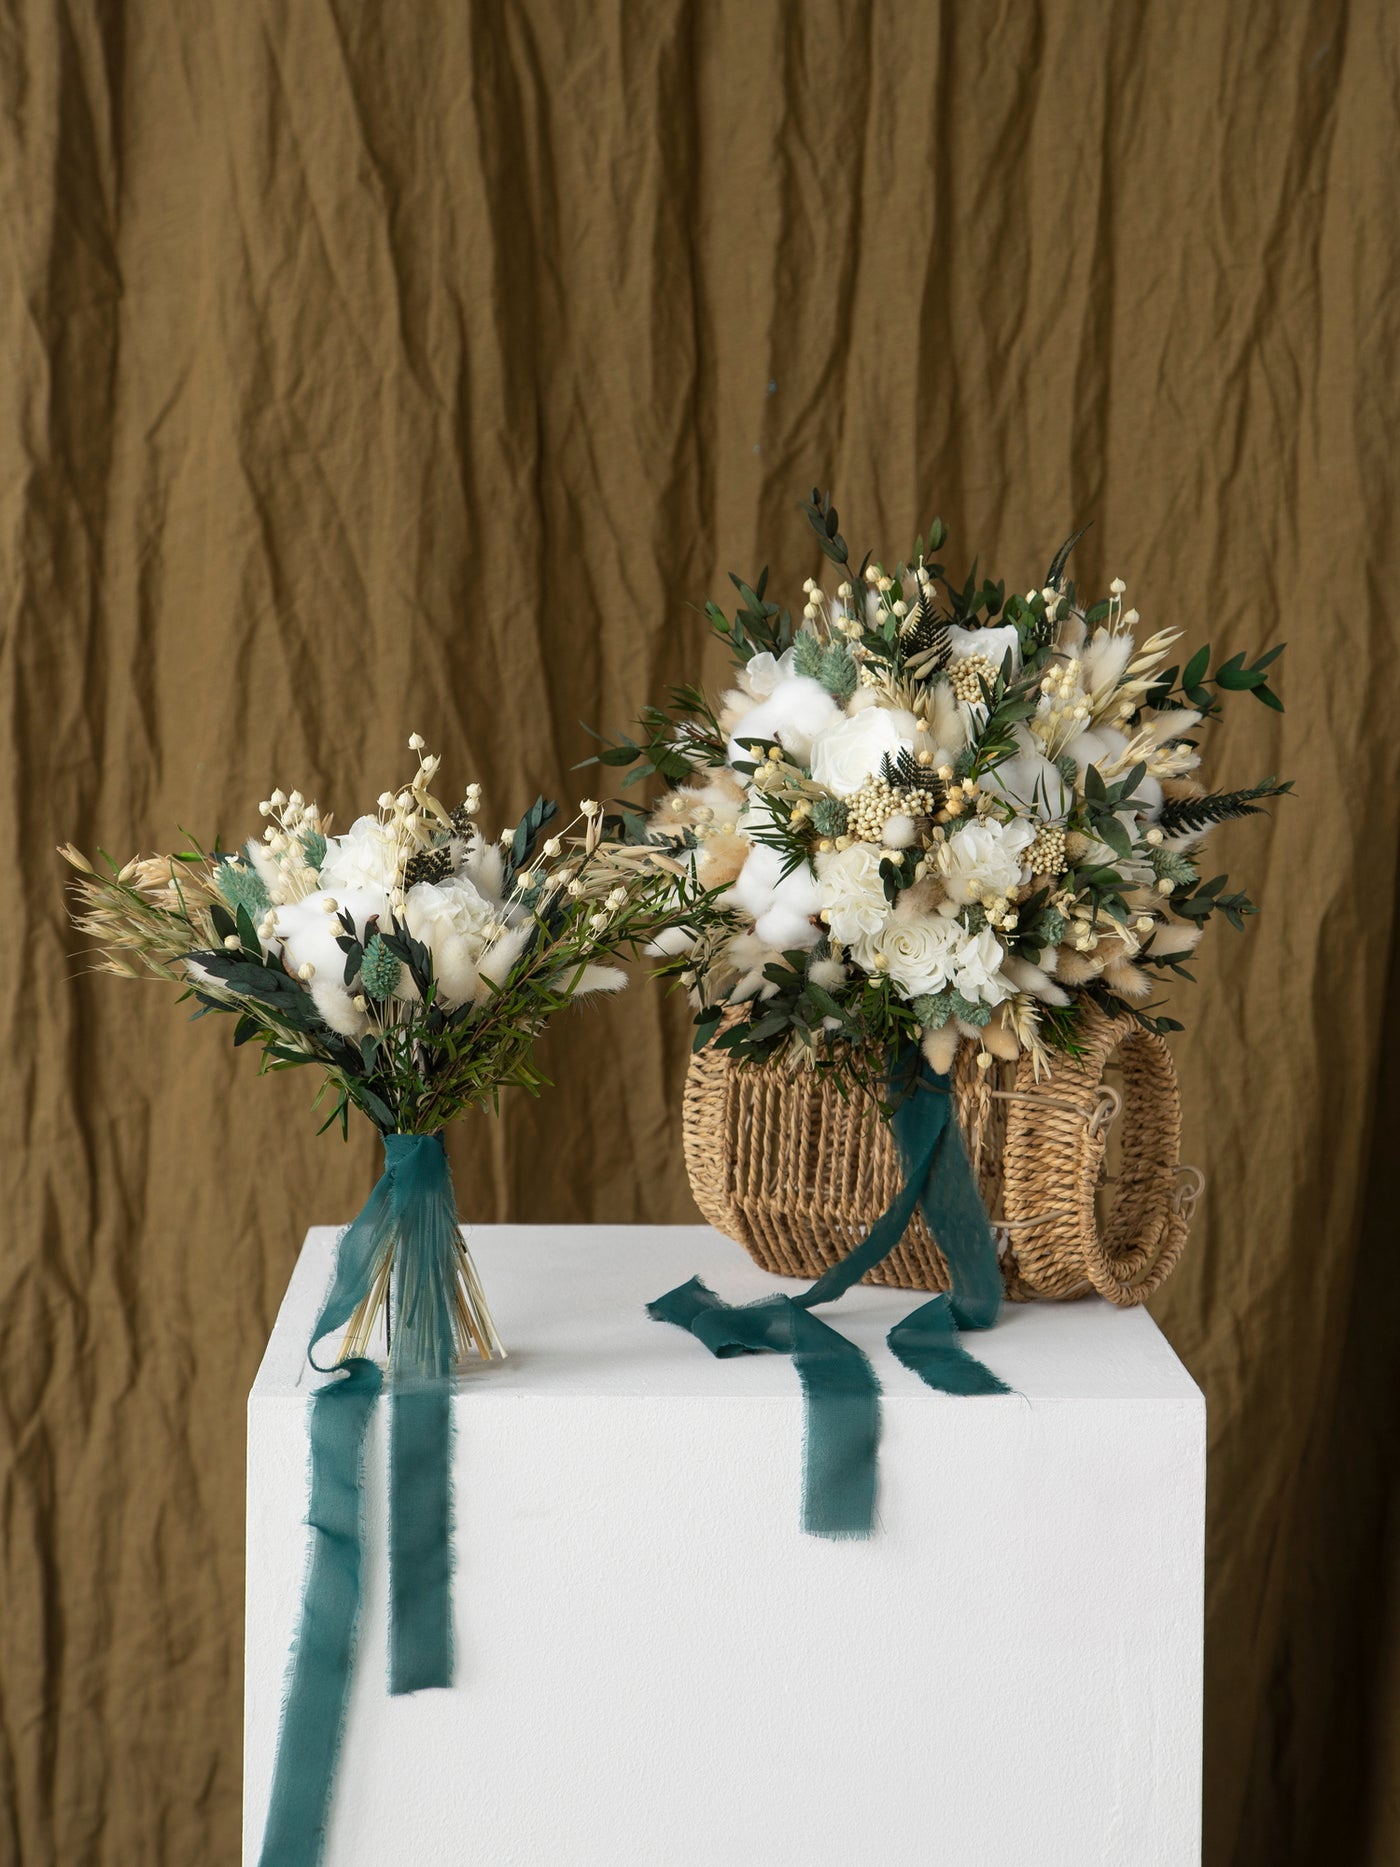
682,1004,1197,1308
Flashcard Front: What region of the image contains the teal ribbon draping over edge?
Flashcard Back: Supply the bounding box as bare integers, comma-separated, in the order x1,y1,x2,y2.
649,1051,1009,1538
258,1133,460,1867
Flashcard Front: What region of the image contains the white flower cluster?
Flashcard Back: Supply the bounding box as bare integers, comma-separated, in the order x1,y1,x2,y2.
231,745,617,1040
647,543,1275,1075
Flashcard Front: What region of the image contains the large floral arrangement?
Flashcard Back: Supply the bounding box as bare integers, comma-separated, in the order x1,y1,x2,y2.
603,492,1288,1095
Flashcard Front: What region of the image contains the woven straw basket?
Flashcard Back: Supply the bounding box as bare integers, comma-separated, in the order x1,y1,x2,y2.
683,1003,1202,1307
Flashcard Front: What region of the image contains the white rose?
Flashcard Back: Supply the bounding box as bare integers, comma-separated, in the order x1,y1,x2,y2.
808,706,913,798
952,925,1014,1007
947,622,1021,679
741,647,797,698
938,817,1037,904
319,815,402,895
817,843,890,945
404,874,503,1007
272,886,390,984
863,914,963,998
726,674,842,768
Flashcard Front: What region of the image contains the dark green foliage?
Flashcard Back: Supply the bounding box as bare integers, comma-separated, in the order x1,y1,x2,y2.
881,747,947,804
500,796,558,892
801,488,852,569
1157,777,1291,838
404,845,453,888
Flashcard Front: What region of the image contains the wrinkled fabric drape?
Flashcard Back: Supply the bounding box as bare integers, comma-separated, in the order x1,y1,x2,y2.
2,2,1398,1863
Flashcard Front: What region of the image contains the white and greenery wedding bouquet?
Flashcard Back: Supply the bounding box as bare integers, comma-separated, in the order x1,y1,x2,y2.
64,739,710,1867
599,491,1288,1095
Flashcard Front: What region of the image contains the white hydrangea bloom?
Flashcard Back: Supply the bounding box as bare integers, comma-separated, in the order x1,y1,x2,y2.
951,925,1015,1006
404,875,503,1007
937,817,1037,905
320,815,401,896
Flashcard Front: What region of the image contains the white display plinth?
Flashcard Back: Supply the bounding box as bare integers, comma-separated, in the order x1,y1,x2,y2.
245,1225,1204,1867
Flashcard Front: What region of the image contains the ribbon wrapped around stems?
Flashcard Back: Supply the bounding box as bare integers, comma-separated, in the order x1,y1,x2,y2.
649,1050,1008,1537
258,1132,497,1867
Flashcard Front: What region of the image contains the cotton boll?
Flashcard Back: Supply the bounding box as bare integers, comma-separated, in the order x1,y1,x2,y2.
922,1025,959,1074
983,744,1072,826
948,623,1020,678
273,887,390,983
310,978,370,1038
726,841,822,929
726,675,842,767
1067,725,1130,781
755,905,822,950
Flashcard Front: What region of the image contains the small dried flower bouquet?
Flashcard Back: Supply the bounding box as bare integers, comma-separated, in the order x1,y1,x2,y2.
63,740,708,1867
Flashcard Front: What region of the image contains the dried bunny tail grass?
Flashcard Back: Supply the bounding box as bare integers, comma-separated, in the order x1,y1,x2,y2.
980,1006,1023,1062
695,833,750,890
1101,958,1153,1000
921,1023,959,1074
1054,947,1106,986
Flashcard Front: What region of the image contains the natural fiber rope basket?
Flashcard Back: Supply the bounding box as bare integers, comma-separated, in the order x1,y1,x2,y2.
683,1003,1202,1307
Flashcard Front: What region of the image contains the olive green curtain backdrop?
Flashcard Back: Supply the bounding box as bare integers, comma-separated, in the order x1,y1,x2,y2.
3,2,1398,1863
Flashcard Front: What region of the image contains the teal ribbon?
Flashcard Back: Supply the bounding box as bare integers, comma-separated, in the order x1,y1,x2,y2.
258,1133,460,1867
649,1051,1008,1537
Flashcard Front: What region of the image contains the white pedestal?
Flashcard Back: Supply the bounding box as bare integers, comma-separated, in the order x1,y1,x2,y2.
245,1225,1204,1867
